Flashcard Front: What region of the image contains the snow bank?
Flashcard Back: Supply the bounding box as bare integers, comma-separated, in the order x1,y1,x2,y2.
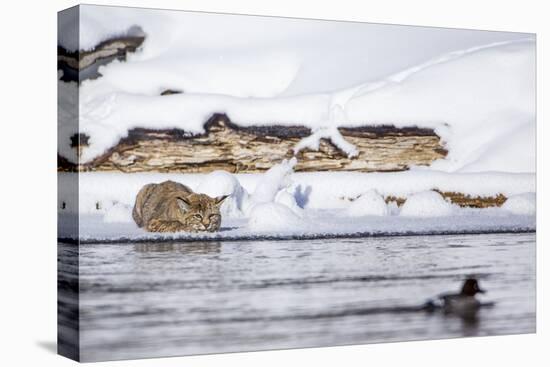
62,5,527,93
83,159,308,226
345,40,535,173
459,122,536,173
247,158,308,228
197,160,303,222
60,170,535,215
196,170,250,218
275,190,304,217
248,203,306,232
399,191,456,217
346,189,389,217
103,203,133,223
56,169,537,240
501,193,536,216
290,170,535,210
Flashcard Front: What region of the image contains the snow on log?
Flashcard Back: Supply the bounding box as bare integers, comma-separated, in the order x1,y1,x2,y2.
58,113,447,173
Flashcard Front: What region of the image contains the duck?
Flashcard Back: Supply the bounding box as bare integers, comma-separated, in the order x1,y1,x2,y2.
424,278,488,318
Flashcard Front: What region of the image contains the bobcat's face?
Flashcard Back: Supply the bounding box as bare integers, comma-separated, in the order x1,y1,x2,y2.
176,193,227,232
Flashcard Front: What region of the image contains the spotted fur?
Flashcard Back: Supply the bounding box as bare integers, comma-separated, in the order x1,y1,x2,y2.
132,180,227,233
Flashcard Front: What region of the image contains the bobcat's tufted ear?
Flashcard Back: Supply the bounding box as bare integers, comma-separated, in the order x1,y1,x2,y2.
214,195,229,207
176,196,191,212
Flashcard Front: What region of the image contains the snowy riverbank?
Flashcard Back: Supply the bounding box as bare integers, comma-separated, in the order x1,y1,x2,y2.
58,160,535,241
60,169,535,213
57,7,536,242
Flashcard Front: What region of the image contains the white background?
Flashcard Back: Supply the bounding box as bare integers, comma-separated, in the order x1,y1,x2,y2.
0,0,547,366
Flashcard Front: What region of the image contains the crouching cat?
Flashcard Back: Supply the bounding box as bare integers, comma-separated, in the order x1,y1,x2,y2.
132,180,228,233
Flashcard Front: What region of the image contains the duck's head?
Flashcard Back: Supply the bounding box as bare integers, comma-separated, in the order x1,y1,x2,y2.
460,278,486,296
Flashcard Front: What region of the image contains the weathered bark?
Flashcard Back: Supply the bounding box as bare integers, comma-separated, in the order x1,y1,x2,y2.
435,190,507,208
385,191,508,208
58,113,447,173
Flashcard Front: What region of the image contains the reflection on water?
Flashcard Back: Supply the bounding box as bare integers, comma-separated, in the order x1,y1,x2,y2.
61,233,535,362
135,242,222,254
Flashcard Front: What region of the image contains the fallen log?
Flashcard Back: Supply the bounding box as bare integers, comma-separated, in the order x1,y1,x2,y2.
58,34,145,82
385,191,508,209
58,113,448,173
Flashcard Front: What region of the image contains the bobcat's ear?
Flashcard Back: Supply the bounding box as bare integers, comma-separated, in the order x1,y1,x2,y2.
176,196,191,212
214,195,229,207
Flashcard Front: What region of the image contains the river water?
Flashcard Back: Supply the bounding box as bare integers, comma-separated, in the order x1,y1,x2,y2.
60,232,535,362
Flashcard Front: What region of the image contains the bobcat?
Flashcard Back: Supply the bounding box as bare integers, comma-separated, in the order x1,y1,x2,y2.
132,180,227,233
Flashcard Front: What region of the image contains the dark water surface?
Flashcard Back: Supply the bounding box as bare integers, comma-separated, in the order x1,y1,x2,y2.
63,233,535,361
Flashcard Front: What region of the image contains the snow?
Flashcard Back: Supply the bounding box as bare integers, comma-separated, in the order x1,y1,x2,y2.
248,203,306,232
56,168,535,240
60,5,529,92
345,40,535,173
289,170,534,210
196,170,250,218
275,190,304,217
294,126,358,158
294,106,358,158
346,189,389,217
60,211,534,243
501,193,536,216
247,159,305,227
59,170,534,216
58,5,535,174
251,158,297,204
399,191,456,217
62,166,534,241
57,168,536,242
103,202,133,223
459,122,536,173
59,6,146,52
